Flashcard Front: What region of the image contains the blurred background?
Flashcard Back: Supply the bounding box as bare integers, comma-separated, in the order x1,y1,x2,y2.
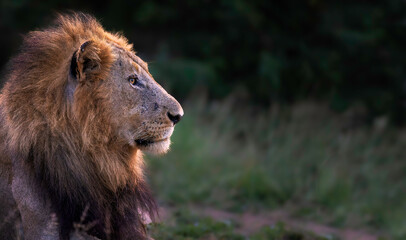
1,1,406,239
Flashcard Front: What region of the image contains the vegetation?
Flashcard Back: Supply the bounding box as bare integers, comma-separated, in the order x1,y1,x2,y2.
147,97,403,239
149,209,332,240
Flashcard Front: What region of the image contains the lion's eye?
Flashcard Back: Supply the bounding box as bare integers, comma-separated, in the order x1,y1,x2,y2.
129,75,139,87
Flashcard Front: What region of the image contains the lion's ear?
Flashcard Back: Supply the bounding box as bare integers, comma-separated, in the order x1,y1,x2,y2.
73,40,113,82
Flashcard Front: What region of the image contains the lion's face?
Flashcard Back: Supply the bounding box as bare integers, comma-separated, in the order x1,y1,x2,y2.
105,47,183,154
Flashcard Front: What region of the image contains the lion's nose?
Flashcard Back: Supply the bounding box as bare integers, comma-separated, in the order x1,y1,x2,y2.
167,112,182,125
162,92,184,125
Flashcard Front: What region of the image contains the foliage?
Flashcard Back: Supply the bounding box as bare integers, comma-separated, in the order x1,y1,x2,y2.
1,1,406,121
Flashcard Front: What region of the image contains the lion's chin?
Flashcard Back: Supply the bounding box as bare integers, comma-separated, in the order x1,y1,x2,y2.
136,138,171,155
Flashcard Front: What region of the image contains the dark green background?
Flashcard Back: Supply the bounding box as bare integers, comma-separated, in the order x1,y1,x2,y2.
1,0,406,122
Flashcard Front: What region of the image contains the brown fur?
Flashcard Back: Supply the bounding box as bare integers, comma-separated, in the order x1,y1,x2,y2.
0,12,183,240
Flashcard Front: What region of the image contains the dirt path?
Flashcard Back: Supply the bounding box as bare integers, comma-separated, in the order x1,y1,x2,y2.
158,206,382,240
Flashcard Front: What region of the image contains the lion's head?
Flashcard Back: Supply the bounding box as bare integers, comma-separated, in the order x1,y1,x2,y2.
70,37,183,156
3,13,183,157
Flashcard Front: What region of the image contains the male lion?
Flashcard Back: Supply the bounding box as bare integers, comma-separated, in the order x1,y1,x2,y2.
0,13,183,240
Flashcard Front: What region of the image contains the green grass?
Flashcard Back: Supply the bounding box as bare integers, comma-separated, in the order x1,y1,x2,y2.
149,209,331,240
147,97,406,239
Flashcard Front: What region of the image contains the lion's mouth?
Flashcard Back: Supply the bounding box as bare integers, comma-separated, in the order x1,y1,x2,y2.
135,138,167,146
135,139,154,146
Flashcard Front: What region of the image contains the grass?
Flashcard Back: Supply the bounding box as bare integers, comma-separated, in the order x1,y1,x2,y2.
147,95,406,239
149,209,331,240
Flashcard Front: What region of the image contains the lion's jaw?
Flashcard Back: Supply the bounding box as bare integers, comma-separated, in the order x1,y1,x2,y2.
135,126,174,155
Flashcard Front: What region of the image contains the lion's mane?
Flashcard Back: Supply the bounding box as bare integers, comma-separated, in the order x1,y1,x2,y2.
0,13,156,239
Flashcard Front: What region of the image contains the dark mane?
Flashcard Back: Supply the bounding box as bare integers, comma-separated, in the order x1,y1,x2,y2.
1,12,157,239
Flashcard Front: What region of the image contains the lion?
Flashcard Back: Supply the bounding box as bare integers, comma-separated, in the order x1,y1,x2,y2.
0,13,183,240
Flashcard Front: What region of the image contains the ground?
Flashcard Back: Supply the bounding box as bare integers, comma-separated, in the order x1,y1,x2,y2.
150,206,379,240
